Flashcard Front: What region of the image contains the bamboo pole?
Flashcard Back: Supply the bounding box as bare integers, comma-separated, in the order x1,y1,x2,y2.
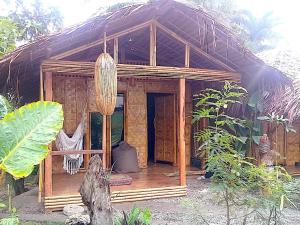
179,78,186,186
38,66,44,203
149,23,157,66
102,115,107,169
44,72,53,197
185,45,190,68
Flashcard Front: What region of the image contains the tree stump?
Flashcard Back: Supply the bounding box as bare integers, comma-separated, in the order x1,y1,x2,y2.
80,155,113,225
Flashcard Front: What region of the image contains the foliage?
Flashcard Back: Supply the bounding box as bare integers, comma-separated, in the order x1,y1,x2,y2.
0,95,13,119
0,207,19,225
0,100,63,178
232,10,280,53
188,0,281,53
0,17,19,57
193,81,247,156
193,83,300,224
6,0,63,42
115,207,151,225
207,151,300,225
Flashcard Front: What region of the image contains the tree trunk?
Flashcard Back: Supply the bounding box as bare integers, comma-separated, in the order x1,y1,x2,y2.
80,155,113,225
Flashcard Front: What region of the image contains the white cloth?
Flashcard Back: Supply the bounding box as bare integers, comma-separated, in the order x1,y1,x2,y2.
55,122,85,175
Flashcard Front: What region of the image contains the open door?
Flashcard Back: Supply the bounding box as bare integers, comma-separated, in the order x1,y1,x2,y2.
154,94,176,164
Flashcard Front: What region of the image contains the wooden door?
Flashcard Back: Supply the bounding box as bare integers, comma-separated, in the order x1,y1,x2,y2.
154,94,176,163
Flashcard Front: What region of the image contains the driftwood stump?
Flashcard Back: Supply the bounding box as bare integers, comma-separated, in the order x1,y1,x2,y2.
80,155,113,225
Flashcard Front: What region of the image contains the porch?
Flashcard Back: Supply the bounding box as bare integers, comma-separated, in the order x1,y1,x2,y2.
45,163,197,211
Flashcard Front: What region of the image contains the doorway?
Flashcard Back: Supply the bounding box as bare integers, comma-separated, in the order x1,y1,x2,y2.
147,93,176,165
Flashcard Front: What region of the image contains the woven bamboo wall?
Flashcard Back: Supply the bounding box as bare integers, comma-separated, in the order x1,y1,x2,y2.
52,75,192,172
286,123,300,166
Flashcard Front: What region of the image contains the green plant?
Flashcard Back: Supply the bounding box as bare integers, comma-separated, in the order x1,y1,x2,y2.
0,98,63,224
193,81,247,156
0,100,63,178
115,207,151,225
0,95,13,119
193,83,300,225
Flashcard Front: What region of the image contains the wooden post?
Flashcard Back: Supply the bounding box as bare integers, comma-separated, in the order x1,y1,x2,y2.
149,23,157,66
44,72,53,197
102,115,107,169
185,45,190,68
114,38,119,64
179,78,186,186
38,67,44,203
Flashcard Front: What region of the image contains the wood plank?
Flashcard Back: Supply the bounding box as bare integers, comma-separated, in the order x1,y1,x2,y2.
107,116,112,168
51,21,152,60
102,115,107,169
154,21,236,72
179,78,186,186
41,60,240,82
38,66,44,203
185,45,190,68
51,150,103,155
44,72,53,197
114,38,119,64
149,23,157,66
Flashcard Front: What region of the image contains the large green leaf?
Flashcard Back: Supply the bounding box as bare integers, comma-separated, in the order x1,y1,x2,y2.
0,95,13,119
0,101,63,178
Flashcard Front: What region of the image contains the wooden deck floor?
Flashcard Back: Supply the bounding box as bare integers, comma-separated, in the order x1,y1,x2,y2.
285,166,300,176
52,163,188,196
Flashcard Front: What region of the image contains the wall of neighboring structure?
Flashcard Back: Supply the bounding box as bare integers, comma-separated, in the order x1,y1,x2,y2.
275,124,300,166
51,75,192,173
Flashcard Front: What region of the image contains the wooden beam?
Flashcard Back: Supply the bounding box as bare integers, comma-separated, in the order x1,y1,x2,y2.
44,72,53,197
102,115,107,169
51,20,152,60
149,23,157,66
114,38,119,64
38,66,44,203
185,45,190,68
107,116,112,168
154,21,236,72
179,78,186,186
41,60,240,82
51,150,103,156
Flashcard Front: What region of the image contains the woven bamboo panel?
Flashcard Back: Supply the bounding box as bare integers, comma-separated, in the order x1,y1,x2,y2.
286,123,300,166
52,75,193,170
126,81,148,168
52,75,88,173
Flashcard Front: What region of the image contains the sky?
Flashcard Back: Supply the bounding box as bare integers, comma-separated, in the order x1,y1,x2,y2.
1,0,300,52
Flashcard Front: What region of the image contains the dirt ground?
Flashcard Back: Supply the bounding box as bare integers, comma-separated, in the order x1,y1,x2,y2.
0,177,300,225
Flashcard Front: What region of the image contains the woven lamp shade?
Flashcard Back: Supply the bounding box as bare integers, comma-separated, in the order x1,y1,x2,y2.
94,53,117,115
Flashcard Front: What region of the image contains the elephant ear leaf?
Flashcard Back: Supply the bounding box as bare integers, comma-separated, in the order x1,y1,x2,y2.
0,101,63,178
0,95,13,119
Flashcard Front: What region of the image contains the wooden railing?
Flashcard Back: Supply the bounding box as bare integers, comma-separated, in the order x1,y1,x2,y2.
51,150,103,156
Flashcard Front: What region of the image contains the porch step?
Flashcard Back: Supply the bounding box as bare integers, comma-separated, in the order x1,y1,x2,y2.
44,186,186,211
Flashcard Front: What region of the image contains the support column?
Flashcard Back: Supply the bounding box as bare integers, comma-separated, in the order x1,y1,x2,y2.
149,23,157,66
44,72,53,197
179,78,186,186
38,67,44,203
102,115,107,169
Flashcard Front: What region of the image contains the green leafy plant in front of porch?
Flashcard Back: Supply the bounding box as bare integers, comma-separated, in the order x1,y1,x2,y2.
0,96,64,224
193,81,248,157
114,206,151,225
193,82,300,225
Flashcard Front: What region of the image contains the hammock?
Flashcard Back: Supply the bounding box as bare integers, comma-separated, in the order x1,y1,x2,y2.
55,108,86,175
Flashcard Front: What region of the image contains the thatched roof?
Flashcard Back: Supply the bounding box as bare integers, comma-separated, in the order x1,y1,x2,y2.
258,49,300,121
0,0,289,102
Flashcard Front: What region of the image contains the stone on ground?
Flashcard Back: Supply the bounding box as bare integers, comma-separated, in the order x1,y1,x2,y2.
65,214,90,225
63,204,85,217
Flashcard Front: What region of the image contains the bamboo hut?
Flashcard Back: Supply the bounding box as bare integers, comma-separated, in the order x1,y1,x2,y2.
258,49,300,175
0,0,288,211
